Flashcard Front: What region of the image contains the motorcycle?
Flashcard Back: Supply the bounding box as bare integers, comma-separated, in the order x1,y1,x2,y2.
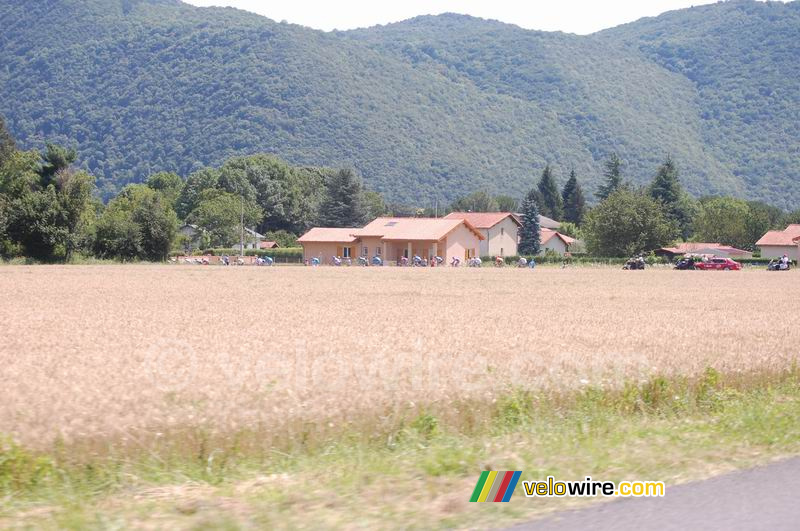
623,257,646,270
674,257,695,270
767,259,791,271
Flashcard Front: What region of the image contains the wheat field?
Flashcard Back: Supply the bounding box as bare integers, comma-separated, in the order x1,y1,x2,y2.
1,265,798,455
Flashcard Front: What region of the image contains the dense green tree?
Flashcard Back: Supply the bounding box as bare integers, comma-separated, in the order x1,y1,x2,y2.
648,156,696,239
6,185,64,260
94,201,143,261
146,172,184,208
237,156,324,234
0,194,12,256
94,185,178,261
38,144,77,189
55,170,96,261
746,200,785,230
597,153,623,200
449,190,499,213
0,114,15,167
364,190,388,220
557,221,581,239
535,165,563,220
518,187,541,256
2,144,95,261
132,191,179,261
318,169,369,228
561,169,586,225
584,188,677,257
495,195,519,213
0,150,41,198
783,209,800,226
176,168,220,220
187,189,262,248
693,196,770,251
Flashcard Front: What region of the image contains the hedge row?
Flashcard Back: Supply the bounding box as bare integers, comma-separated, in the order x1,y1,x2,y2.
203,248,304,263
483,255,631,266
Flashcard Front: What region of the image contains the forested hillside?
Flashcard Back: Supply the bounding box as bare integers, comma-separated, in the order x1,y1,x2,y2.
0,0,798,207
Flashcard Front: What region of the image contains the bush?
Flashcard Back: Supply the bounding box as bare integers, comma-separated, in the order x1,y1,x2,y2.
202,247,303,263
0,437,53,494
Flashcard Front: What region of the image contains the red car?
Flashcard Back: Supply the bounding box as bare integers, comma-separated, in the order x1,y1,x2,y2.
694,257,742,270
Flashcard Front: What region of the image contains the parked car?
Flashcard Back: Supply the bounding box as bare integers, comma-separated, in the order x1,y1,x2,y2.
694,257,741,270
674,256,696,270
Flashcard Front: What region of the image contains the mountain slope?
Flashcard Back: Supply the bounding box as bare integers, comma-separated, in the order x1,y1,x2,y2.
0,0,798,207
599,0,800,207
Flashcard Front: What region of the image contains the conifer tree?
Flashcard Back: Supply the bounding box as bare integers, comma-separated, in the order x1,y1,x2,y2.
649,156,695,239
518,187,541,256
536,164,563,220
561,168,586,225
318,168,369,227
597,153,623,200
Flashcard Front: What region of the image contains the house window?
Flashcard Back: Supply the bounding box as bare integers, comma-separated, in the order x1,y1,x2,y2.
343,247,352,258
501,247,504,256
376,247,382,256
501,228,505,236
362,246,368,256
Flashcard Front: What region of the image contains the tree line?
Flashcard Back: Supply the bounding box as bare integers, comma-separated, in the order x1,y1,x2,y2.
447,153,800,258
3,110,798,262
0,116,385,262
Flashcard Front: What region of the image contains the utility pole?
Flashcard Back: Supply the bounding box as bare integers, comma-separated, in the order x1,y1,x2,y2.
240,159,247,260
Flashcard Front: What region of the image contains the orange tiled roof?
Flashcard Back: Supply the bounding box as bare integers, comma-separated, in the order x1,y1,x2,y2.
756,225,800,246
541,228,574,246
297,228,359,243
355,217,484,241
443,212,521,229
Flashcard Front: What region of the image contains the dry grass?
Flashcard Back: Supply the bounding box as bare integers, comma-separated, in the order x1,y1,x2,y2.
1,265,798,456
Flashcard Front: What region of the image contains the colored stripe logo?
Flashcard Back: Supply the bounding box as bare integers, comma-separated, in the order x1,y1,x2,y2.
470,471,522,502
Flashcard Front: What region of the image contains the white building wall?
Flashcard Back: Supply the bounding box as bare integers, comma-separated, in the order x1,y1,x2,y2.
541,237,567,255
758,245,799,260
484,218,519,257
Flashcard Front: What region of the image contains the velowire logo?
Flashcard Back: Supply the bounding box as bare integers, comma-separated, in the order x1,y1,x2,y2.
469,471,522,503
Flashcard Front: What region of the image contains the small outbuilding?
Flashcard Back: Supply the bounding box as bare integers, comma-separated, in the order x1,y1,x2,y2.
540,229,575,256
756,225,800,260
443,212,520,257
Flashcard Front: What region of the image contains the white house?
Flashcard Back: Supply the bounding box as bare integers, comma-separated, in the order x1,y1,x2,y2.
540,228,575,255
756,225,800,259
443,212,520,257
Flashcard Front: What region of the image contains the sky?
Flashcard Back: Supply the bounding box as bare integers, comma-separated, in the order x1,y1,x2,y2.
183,0,722,34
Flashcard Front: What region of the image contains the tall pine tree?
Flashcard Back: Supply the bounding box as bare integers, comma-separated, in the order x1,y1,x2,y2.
318,168,369,227
561,168,586,225
536,164,563,220
648,156,694,239
597,153,622,200
518,187,541,256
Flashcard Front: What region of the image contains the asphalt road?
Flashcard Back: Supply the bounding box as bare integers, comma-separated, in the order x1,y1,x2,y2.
509,457,800,531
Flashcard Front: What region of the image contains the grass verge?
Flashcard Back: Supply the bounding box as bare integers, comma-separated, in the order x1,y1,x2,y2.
2,367,800,529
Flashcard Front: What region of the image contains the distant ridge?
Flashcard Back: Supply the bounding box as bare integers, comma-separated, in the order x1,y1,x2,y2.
0,0,798,207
